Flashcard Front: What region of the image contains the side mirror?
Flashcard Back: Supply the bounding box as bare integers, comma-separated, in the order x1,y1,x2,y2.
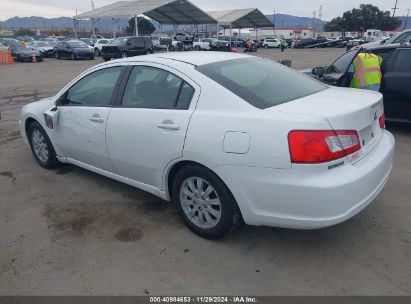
312,67,325,77
43,107,59,129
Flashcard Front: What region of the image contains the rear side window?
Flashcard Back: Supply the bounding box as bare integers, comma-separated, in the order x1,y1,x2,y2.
393,50,411,72
196,58,327,109
121,66,194,109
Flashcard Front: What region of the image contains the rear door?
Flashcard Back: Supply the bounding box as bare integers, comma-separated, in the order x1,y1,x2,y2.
106,63,199,190
381,48,411,122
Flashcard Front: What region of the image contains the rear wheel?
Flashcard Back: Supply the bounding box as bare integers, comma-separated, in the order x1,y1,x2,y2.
172,165,241,239
195,45,201,51
70,53,76,60
169,45,175,51
27,121,59,169
264,44,268,48
103,57,110,61
121,51,127,58
94,48,100,56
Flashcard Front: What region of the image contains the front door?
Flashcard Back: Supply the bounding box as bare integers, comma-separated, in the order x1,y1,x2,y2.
381,49,411,122
54,66,124,172
106,64,199,190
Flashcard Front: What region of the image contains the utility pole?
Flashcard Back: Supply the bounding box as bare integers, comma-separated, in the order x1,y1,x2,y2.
392,0,399,17
273,10,276,37
405,9,410,30
318,5,323,33
91,0,96,37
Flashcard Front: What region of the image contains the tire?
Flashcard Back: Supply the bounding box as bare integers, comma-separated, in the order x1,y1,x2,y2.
121,51,127,58
27,121,59,169
172,165,241,239
70,53,76,60
103,57,110,61
169,45,175,51
264,44,268,49
195,45,201,51
94,48,100,56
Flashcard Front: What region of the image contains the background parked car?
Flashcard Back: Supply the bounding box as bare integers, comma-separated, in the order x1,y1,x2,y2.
28,41,54,57
80,38,95,47
307,45,411,123
174,32,193,43
9,44,42,62
0,42,8,51
93,38,112,56
101,36,154,61
0,38,19,47
262,38,280,48
193,38,214,50
55,41,94,60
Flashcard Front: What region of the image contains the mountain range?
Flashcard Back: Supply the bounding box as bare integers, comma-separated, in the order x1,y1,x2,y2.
0,15,409,33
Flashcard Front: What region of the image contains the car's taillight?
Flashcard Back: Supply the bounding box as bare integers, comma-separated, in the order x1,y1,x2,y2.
379,113,385,129
288,130,361,164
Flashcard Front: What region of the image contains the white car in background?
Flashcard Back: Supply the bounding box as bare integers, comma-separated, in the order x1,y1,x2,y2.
193,38,214,50
262,38,280,48
93,38,112,56
28,41,55,57
19,52,394,239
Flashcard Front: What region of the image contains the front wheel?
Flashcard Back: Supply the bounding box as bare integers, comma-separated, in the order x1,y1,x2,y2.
27,121,59,169
94,48,100,56
121,51,127,58
172,165,241,239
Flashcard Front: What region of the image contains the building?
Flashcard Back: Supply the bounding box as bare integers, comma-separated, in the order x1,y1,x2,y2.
248,27,314,40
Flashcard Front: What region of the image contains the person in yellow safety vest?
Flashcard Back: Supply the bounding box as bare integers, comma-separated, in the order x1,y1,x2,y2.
347,51,383,91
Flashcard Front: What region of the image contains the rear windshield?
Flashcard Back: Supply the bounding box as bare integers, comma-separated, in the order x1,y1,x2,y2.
196,57,327,109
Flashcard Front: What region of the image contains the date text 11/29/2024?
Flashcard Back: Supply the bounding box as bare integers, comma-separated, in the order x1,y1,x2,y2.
150,296,257,303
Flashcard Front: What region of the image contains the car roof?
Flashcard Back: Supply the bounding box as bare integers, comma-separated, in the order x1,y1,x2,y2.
140,51,251,66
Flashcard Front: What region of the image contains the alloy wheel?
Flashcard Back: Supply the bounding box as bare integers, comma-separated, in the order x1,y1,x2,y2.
31,130,49,163
179,177,222,229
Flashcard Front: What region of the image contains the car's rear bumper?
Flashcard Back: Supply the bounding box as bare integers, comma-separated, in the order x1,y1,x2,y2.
214,131,395,229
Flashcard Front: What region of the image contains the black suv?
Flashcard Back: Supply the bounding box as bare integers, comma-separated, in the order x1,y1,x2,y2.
102,37,154,61
307,45,411,123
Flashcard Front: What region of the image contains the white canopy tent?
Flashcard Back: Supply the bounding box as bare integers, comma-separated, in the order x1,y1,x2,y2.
75,0,217,37
207,9,273,41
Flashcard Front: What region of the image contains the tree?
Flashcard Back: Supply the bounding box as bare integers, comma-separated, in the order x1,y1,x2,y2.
14,28,35,36
125,17,156,35
324,4,402,32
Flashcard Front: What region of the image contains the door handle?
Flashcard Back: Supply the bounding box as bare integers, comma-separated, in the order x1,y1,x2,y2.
157,122,180,130
89,116,104,123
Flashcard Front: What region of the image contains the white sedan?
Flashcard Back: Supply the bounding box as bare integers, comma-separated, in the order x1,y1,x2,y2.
20,52,395,239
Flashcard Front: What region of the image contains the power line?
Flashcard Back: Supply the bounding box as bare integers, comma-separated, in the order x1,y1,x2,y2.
392,0,399,17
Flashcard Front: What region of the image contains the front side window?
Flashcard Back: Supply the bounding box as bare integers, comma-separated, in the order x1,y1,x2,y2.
393,50,411,72
121,66,194,109
196,57,327,109
64,67,123,106
327,50,358,74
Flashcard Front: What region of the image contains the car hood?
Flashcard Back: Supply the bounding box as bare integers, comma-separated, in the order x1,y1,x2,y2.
72,47,92,52
38,46,53,51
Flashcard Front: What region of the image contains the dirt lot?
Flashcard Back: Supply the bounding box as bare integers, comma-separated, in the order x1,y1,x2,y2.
0,49,410,296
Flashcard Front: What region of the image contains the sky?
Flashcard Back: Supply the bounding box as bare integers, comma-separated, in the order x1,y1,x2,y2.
0,0,410,21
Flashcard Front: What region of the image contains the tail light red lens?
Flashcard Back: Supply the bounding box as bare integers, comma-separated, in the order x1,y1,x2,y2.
379,113,385,129
288,130,361,164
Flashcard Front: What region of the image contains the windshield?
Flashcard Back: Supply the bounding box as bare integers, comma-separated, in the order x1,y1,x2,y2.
111,38,128,46
196,57,327,109
67,41,88,48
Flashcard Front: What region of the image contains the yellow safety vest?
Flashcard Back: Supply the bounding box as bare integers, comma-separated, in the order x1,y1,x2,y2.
350,53,383,88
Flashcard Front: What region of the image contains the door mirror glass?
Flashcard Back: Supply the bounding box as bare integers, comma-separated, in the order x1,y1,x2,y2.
312,67,325,76
43,107,59,129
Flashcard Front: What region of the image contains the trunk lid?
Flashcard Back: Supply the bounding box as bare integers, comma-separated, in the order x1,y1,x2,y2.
270,86,385,163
